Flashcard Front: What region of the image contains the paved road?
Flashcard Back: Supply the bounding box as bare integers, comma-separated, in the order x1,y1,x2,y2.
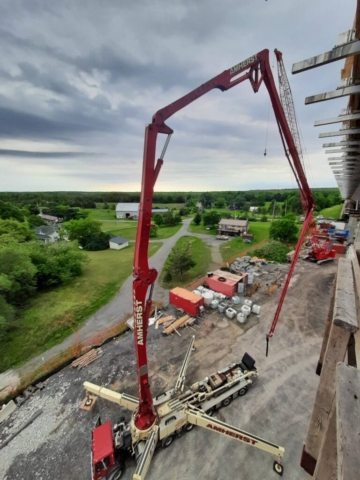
1,218,219,390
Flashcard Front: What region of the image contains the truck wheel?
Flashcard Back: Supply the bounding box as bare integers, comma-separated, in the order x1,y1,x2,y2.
222,397,232,407
273,461,284,476
107,463,124,480
161,435,174,448
206,408,214,416
183,423,195,432
238,387,248,397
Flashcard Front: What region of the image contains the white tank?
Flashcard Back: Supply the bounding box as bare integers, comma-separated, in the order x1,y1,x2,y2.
210,299,219,309
197,286,205,293
232,296,240,305
244,299,253,308
203,291,214,306
192,290,201,295
237,313,247,324
226,308,236,319
252,304,261,315
241,305,251,316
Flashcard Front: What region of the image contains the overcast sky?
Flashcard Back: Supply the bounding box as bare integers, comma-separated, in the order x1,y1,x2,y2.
0,0,356,192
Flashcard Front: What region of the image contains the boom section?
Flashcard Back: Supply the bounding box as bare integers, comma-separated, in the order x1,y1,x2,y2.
133,48,314,430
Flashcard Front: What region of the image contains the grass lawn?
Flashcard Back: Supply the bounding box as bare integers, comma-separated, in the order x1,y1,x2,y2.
187,222,217,235
156,224,182,239
320,204,343,219
160,236,212,290
220,222,271,261
1,243,162,372
86,208,117,221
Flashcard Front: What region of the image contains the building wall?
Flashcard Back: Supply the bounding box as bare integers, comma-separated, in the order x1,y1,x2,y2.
109,241,129,250
116,210,138,219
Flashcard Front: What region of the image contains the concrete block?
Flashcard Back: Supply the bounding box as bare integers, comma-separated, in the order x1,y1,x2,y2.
0,400,17,423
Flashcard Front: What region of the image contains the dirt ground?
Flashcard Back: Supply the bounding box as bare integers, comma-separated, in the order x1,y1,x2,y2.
0,260,337,480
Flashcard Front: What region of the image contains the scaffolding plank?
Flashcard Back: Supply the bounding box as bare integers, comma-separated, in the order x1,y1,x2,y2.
323,141,360,147
292,40,360,73
306,85,360,105
319,129,360,138
325,148,360,153
315,112,360,126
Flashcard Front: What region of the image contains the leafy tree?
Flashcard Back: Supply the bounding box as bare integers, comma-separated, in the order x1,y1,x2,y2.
0,219,34,243
215,197,226,209
82,232,110,251
203,210,221,227
261,215,268,222
27,215,47,228
29,242,87,287
153,213,164,226
164,241,196,280
163,211,181,227
103,202,109,209
64,218,102,246
193,213,202,225
269,215,298,243
0,244,37,305
179,207,190,216
0,201,25,222
0,295,14,339
150,225,158,238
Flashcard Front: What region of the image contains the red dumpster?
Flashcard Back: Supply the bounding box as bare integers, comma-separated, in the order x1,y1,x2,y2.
169,287,204,316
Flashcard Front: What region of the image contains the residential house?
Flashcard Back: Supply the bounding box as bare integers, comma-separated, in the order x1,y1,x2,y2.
34,226,60,244
109,236,129,250
217,218,249,237
249,206,259,212
38,213,62,225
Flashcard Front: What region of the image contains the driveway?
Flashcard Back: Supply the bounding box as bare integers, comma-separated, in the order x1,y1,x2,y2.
0,218,222,392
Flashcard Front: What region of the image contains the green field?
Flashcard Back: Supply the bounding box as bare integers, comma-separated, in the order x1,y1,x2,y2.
86,208,117,220
100,220,182,240
160,236,212,289
187,222,217,235
0,243,162,372
320,204,342,219
220,222,271,261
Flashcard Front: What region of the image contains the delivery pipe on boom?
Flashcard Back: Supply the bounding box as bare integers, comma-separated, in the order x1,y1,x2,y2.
133,49,314,431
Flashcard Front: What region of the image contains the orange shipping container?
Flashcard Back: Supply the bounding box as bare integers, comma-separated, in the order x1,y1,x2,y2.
169,287,204,316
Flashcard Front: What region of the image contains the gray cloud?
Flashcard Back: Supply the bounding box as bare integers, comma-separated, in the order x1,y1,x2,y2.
0,0,356,191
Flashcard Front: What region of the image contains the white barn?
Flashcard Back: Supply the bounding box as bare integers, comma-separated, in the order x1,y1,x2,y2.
115,203,139,219
109,236,129,250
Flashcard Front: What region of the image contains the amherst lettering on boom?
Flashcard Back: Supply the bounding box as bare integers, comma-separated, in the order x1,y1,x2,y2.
134,293,144,345
207,424,258,445
230,55,257,75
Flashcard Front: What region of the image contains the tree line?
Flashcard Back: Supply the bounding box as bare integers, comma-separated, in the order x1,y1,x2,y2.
0,188,342,213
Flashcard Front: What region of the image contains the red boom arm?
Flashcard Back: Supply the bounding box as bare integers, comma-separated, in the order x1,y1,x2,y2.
133,49,314,430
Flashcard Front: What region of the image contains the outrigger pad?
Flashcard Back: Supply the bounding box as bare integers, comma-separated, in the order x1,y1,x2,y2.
241,353,256,371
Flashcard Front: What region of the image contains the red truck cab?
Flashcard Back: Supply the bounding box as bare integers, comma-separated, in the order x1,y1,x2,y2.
92,422,116,480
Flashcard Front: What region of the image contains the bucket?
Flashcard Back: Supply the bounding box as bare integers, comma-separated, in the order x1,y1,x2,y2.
210,299,219,309
241,305,251,317
252,304,261,315
237,313,247,324
218,302,227,314
226,308,236,319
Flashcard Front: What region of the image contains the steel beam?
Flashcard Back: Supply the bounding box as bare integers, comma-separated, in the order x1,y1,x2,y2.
323,141,360,147
328,156,360,161
292,40,360,74
325,148,360,154
314,113,360,126
319,129,360,138
306,85,360,105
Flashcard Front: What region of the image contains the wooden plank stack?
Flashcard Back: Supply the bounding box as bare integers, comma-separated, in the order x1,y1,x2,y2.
71,349,103,370
163,315,192,335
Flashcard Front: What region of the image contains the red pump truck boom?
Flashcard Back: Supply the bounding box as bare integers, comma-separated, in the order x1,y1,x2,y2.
86,48,314,480
133,48,314,430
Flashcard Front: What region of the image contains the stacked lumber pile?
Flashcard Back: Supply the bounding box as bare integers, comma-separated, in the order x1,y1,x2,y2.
155,315,175,329
163,315,195,335
71,349,103,370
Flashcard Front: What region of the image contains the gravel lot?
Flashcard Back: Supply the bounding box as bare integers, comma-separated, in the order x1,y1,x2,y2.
0,260,336,480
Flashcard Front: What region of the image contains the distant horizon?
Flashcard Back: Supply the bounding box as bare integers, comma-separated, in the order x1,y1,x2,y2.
0,186,340,194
